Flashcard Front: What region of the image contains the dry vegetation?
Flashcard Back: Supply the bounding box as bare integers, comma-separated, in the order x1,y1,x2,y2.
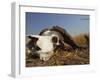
26,33,89,67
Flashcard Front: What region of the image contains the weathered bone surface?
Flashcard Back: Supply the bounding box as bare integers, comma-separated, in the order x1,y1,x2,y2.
39,26,80,50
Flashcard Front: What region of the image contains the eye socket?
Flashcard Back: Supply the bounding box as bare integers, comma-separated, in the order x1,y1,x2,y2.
52,36,58,43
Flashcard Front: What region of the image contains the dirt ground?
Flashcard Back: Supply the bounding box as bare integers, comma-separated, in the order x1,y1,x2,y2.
26,49,89,67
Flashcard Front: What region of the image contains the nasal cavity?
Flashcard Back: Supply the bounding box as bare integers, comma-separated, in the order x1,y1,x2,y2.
35,46,41,51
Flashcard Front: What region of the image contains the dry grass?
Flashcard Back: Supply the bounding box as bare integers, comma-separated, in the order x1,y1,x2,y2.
73,33,89,46
26,33,89,67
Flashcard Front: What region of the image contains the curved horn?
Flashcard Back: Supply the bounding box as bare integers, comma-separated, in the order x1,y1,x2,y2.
51,26,79,49
39,28,49,35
